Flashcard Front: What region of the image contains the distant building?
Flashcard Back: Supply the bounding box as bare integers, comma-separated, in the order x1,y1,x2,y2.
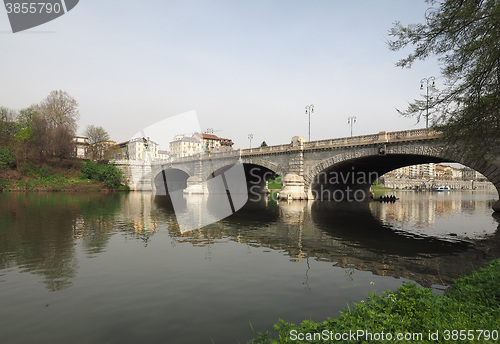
385,163,436,179
73,136,89,159
170,133,234,158
158,150,170,160
118,137,159,160
461,167,486,181
170,136,203,158
88,140,119,161
194,133,234,153
194,133,221,152
219,137,234,152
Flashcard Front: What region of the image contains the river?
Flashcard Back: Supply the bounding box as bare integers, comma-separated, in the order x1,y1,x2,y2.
0,190,499,343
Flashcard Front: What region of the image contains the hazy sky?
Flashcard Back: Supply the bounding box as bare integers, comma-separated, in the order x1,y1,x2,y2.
1,1,442,149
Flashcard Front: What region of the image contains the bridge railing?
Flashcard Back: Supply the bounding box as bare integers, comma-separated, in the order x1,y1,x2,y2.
113,128,440,165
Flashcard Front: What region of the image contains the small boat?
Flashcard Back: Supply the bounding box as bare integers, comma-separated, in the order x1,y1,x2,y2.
434,186,451,191
374,195,399,202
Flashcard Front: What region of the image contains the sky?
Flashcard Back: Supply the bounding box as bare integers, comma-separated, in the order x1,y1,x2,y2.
0,0,443,150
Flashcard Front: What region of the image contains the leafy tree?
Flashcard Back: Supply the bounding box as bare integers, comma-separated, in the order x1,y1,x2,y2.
14,107,38,163
388,0,500,161
260,141,268,147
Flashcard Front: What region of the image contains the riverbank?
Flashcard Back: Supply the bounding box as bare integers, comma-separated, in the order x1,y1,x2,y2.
0,158,128,191
251,258,500,343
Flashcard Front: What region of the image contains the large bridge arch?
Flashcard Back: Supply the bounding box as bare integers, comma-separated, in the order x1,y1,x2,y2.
304,144,500,201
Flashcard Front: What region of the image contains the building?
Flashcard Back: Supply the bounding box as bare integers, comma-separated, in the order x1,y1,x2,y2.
88,140,119,161
219,137,234,152
73,136,89,159
169,133,234,158
158,150,170,160
118,137,159,160
194,133,221,152
435,164,454,179
385,163,435,179
170,136,203,158
461,167,486,181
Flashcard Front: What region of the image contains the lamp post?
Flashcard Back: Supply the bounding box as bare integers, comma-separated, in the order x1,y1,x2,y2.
420,76,436,129
347,116,356,137
248,134,253,148
305,104,314,141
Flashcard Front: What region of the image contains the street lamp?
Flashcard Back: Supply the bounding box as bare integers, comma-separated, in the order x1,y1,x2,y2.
420,76,436,129
305,104,314,141
248,134,253,148
347,116,356,137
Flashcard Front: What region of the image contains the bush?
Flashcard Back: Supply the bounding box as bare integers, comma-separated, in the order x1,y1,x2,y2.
81,160,126,189
252,259,500,343
81,160,99,180
19,162,39,176
0,178,10,190
0,147,16,169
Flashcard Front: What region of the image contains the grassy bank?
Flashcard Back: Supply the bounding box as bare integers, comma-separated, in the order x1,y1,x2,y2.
0,158,128,192
251,259,500,343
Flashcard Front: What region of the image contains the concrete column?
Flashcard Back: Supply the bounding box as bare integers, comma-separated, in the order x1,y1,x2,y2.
184,160,208,194
278,136,311,200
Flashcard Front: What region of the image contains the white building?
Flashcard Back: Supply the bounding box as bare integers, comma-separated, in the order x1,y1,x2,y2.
73,136,89,159
170,136,203,158
118,137,159,160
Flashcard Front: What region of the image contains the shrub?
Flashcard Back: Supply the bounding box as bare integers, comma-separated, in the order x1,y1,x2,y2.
252,259,500,343
19,161,39,176
81,160,99,180
0,178,10,190
81,160,126,189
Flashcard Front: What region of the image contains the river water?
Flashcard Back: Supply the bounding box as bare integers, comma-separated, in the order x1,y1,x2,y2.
0,191,499,343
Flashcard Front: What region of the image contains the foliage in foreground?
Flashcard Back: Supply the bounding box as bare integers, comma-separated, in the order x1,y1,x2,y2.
388,0,500,162
251,259,500,343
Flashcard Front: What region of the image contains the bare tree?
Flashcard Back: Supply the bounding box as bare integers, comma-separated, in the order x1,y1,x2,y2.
85,125,111,161
31,90,80,159
0,107,18,145
36,90,79,132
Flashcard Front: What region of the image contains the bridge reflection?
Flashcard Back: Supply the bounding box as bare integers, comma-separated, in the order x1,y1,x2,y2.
155,193,500,288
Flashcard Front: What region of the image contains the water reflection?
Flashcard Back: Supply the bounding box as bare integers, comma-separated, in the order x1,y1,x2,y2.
156,192,500,287
0,191,499,292
0,193,123,290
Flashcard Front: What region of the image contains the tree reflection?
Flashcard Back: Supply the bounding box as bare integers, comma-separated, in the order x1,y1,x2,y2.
0,193,123,291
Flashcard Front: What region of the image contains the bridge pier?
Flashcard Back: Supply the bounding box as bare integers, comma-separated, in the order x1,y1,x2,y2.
184,176,207,194
278,136,312,200
279,173,312,200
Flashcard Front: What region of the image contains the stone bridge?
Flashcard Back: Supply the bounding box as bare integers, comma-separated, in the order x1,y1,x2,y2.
113,128,500,212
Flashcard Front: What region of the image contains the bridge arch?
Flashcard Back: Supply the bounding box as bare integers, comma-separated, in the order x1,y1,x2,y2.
202,159,284,196
304,144,500,201
241,158,287,177
153,167,191,195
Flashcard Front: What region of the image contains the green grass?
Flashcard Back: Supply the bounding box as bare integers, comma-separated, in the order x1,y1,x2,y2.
251,259,500,343
268,176,282,190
